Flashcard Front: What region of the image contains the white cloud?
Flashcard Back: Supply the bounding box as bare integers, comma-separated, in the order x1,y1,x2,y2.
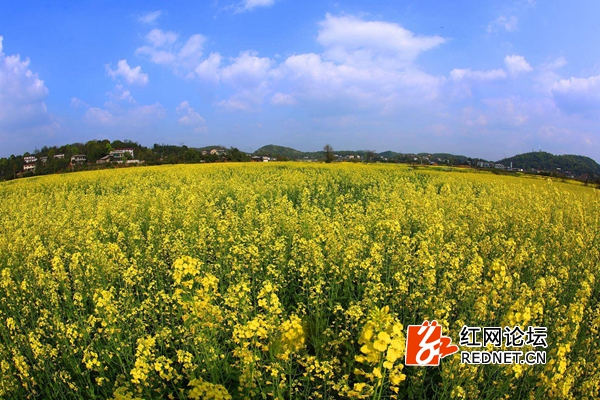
504,54,533,76
138,10,162,24
146,29,177,48
194,51,275,110
82,102,165,126
449,68,507,97
238,0,277,12
136,29,206,71
534,57,567,94
142,14,446,113
215,97,253,111
317,13,445,69
220,51,274,88
176,101,206,132
450,68,507,82
552,75,600,115
195,52,222,83
0,35,51,131
487,16,518,33
264,15,446,109
178,35,206,67
83,107,114,125
106,84,135,103
136,29,178,65
543,57,567,71
105,59,149,86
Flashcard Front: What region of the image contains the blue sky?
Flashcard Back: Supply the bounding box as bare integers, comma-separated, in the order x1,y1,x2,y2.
1,0,599,161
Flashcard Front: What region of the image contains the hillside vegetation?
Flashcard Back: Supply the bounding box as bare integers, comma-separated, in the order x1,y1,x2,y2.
498,151,600,176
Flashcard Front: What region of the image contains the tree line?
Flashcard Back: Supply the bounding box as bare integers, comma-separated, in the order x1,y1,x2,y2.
0,140,250,181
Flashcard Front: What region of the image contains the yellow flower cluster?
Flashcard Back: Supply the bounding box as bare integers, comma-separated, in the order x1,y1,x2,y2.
350,306,406,398
188,378,232,400
0,163,598,398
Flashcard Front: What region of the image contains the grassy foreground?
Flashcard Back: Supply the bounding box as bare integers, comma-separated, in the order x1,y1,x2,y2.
0,163,599,399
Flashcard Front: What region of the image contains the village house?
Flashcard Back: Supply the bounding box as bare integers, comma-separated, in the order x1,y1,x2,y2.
70,155,87,164
110,148,135,159
54,154,65,159
24,156,37,164
96,155,112,164
23,163,36,172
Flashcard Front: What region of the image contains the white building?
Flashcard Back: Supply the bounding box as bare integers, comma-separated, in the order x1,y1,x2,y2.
210,148,226,155
71,155,87,164
24,156,37,164
110,148,135,159
23,163,36,172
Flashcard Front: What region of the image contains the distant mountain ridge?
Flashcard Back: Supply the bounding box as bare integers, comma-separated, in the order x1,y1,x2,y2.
497,152,600,176
253,145,473,165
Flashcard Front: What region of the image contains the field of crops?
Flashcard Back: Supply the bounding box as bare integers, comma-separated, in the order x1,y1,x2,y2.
1,163,599,399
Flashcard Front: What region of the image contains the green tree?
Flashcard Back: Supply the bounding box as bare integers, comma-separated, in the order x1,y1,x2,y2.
323,144,334,163
364,150,376,163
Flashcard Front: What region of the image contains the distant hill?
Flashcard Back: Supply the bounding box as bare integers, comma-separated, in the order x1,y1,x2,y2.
377,151,400,158
497,152,600,176
419,153,471,164
252,145,476,163
253,145,321,159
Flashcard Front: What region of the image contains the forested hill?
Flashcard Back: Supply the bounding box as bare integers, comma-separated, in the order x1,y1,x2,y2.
253,145,314,159
497,152,600,176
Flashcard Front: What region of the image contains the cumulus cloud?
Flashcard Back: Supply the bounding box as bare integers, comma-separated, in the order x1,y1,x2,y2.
76,85,165,127
105,59,149,86
450,68,507,82
449,67,506,97
138,10,162,24
264,15,445,109
136,29,206,70
552,75,600,115
504,54,533,76
195,53,222,83
142,14,447,112
0,35,52,132
106,84,135,103
176,101,206,132
534,57,567,94
487,16,518,33
317,13,445,69
82,103,165,126
220,51,274,87
83,107,114,125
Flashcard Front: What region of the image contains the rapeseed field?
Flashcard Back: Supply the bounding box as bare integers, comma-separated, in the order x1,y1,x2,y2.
0,163,599,399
